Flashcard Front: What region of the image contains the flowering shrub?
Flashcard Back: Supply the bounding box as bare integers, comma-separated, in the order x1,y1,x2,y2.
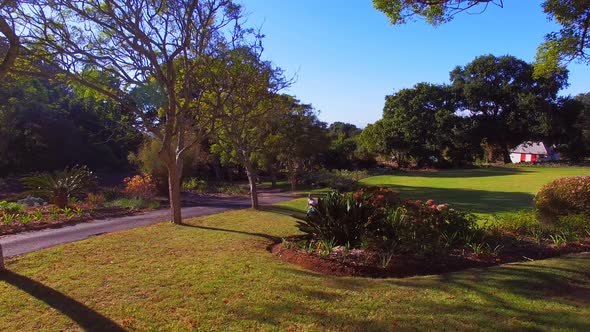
535,176,590,222
299,189,476,256
353,186,400,209
123,174,157,200
370,199,477,256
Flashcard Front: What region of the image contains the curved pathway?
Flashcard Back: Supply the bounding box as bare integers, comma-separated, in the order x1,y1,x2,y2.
0,191,295,258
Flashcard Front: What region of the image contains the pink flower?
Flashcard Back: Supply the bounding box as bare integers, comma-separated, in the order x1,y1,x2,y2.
426,199,435,206
436,204,449,211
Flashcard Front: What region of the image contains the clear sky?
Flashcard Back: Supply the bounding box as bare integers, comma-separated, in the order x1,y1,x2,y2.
240,0,590,127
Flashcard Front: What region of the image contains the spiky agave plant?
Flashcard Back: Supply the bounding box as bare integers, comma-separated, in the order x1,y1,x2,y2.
21,165,97,208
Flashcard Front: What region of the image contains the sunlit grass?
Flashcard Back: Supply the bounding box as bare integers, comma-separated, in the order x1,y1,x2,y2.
361,166,589,214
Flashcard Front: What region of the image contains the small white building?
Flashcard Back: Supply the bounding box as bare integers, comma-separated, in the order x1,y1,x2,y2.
510,141,560,164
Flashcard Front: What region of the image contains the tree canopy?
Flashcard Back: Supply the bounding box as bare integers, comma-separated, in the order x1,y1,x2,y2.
372,0,590,76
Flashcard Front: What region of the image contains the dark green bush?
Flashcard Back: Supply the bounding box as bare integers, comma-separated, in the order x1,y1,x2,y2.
535,176,590,222
298,190,477,256
21,165,97,208
301,169,368,192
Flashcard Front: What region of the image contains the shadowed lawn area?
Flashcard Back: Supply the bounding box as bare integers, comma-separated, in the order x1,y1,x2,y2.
361,166,590,214
2,204,590,331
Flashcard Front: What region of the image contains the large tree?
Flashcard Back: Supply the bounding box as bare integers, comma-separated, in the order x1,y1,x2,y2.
372,0,590,76
263,95,328,191
208,46,288,209
360,83,473,167
16,0,243,224
450,54,567,162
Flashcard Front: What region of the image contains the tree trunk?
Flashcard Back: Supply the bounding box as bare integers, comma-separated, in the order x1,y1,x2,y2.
270,166,277,188
244,163,259,210
167,162,183,224
0,242,5,271
502,145,512,164
212,155,223,181
287,162,297,192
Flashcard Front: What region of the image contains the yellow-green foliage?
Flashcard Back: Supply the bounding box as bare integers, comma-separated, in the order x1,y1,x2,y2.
535,176,590,221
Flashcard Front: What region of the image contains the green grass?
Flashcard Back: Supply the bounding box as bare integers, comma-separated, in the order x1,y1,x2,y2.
361,166,590,214
1,166,590,331
0,206,589,331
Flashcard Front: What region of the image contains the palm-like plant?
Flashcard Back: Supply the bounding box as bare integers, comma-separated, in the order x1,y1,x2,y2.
21,166,97,208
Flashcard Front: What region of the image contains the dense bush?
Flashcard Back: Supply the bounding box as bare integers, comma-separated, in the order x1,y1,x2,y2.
370,200,477,256
299,189,477,256
123,174,157,200
0,201,25,214
85,193,106,208
182,178,248,195
182,178,209,192
21,165,97,208
535,176,590,222
301,169,369,191
297,191,372,246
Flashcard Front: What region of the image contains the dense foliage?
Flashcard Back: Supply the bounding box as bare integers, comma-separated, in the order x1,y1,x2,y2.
0,76,141,175
299,189,478,256
21,165,97,208
535,176,590,222
361,54,589,165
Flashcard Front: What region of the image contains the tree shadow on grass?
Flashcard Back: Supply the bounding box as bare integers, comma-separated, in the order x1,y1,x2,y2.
179,223,282,242
238,254,590,331
0,270,124,331
380,184,535,214
383,167,531,179
260,205,306,221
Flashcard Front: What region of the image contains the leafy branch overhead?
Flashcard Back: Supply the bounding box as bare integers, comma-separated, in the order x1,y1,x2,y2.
372,0,590,76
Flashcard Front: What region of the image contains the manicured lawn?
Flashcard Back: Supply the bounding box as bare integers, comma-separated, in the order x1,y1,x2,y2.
361,166,590,214
1,166,589,331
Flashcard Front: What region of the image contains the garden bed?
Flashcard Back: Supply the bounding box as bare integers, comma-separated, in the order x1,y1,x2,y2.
0,205,156,237
272,237,590,278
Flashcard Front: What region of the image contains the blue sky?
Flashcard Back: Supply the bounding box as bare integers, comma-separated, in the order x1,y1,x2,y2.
240,0,590,127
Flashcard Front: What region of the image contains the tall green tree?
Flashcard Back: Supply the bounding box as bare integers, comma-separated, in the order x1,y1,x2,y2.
208,46,289,209
450,54,567,162
16,0,244,224
360,83,473,167
263,95,328,191
372,0,590,76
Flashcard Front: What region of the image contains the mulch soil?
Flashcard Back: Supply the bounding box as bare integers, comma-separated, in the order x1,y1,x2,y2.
271,237,590,278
